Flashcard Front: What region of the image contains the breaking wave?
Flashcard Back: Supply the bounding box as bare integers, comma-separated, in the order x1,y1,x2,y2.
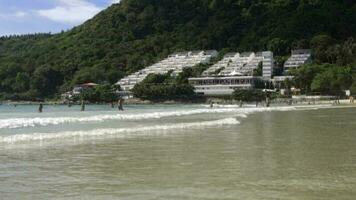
0,106,298,129
0,117,240,144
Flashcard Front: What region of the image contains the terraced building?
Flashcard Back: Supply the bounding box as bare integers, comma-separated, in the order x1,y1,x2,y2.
116,50,218,91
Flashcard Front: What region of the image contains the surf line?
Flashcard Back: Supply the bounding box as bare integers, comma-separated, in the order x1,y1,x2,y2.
0,117,240,144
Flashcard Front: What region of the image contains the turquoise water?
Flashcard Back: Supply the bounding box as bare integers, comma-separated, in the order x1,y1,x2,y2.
0,104,356,199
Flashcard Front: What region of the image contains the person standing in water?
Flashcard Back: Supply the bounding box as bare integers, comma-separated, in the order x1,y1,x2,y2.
118,99,124,111
239,100,243,108
38,103,43,113
81,100,85,111
266,96,270,107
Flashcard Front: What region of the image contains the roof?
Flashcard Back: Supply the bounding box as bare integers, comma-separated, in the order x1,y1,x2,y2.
188,76,259,81
190,50,203,55
81,83,99,87
224,52,238,57
204,50,218,55
240,52,254,57
229,71,244,76
176,51,189,56
291,49,312,55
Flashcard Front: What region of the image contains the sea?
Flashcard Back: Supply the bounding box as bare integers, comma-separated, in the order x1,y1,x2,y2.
0,103,355,199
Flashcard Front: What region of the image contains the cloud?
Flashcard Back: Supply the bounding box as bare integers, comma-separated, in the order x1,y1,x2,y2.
111,0,121,4
37,0,103,25
0,11,27,19
14,11,27,17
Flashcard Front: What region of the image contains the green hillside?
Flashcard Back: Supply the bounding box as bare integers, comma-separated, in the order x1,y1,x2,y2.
0,0,355,100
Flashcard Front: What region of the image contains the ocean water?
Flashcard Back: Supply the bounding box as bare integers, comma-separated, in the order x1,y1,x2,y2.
0,104,355,199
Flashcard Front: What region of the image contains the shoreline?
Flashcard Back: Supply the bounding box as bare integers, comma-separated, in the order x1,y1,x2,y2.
1,99,356,107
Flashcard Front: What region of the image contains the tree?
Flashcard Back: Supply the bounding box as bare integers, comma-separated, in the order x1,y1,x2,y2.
253,62,263,76
267,38,289,56
335,38,356,66
80,84,117,103
289,64,325,94
31,66,63,98
311,34,335,63
350,81,356,95
232,89,265,103
311,66,352,95
14,73,30,92
132,71,196,101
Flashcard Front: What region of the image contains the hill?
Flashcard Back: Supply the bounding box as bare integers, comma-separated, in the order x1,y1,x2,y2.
0,0,355,100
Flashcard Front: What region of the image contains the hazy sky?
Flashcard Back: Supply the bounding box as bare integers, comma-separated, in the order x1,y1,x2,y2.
0,0,120,36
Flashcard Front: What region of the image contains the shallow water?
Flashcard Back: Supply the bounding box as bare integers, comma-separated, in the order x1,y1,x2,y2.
0,104,355,199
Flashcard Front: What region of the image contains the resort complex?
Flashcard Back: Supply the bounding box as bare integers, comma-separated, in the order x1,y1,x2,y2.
62,48,308,99
60,48,313,100
113,49,312,97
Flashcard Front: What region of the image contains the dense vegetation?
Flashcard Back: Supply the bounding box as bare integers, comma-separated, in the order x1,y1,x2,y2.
132,64,210,101
289,64,355,95
232,89,266,103
78,84,117,103
0,0,356,100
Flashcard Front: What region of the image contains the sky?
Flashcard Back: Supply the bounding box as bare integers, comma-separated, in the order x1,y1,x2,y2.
0,0,121,36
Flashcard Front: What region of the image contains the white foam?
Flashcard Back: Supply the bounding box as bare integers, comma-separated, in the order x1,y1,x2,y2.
0,106,300,129
0,118,240,144
201,104,256,108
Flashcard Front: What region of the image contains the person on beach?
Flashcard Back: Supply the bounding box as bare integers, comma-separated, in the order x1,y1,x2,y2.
288,99,292,106
38,103,43,113
81,100,85,111
266,96,270,107
210,101,214,108
239,100,243,108
333,100,338,105
118,99,124,111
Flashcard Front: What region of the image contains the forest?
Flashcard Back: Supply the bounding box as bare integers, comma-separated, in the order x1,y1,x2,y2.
0,0,355,100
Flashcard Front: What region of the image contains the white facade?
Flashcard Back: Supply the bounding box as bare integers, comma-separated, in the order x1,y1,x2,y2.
188,76,261,96
262,51,274,79
202,51,274,79
272,76,294,89
189,51,274,96
284,49,312,73
116,50,218,91
202,52,240,76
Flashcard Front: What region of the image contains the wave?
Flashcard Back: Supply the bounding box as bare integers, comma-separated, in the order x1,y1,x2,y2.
0,118,240,144
0,106,298,129
201,104,256,108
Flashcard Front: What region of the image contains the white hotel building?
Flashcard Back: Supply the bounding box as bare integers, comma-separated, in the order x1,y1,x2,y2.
284,49,312,73
272,49,312,88
188,51,274,96
189,76,263,96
